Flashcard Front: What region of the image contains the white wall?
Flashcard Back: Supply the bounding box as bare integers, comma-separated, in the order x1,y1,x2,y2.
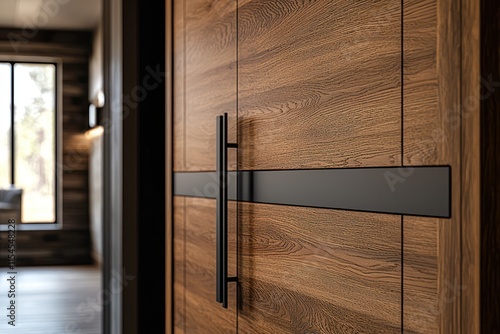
88,12,104,264
88,127,103,263
89,18,104,106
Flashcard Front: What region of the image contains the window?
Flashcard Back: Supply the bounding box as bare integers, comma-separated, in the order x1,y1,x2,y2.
0,62,57,223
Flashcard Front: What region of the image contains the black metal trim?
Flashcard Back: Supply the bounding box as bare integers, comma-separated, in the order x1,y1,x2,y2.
215,113,238,309
216,115,223,304
174,166,451,218
10,63,14,185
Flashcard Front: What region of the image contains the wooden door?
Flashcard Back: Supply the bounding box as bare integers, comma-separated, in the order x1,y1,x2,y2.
172,0,237,332
170,0,476,333
235,0,462,333
237,1,402,332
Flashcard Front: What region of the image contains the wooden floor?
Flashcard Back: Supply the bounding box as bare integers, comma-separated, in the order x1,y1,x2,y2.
0,265,101,333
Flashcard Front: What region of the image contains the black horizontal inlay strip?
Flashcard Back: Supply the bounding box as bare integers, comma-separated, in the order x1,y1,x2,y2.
173,166,450,218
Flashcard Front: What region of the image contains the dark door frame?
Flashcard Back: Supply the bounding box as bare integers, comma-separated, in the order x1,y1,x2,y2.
103,0,166,333
165,0,173,331
103,0,123,333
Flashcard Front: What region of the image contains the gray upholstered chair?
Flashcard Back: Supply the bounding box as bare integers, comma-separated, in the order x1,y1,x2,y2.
0,187,22,224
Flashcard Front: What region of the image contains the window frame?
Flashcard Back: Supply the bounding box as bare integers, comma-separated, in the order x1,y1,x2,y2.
0,57,62,230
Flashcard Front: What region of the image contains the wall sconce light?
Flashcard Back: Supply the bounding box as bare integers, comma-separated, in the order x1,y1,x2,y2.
88,91,105,129
96,91,105,108
86,104,104,139
89,103,98,128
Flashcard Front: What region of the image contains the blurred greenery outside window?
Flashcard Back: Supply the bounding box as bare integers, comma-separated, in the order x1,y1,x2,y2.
0,62,57,223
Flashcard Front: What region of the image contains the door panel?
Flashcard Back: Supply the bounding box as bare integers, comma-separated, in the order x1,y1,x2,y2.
184,0,237,171
238,203,401,333
171,0,464,332
403,217,438,333
235,1,403,331
403,0,461,332
184,197,237,333
173,197,185,334
173,0,239,332
238,0,401,170
173,0,185,172
173,197,237,334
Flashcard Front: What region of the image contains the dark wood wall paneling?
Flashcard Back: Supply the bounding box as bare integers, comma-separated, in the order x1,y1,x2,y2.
0,29,92,265
481,0,500,331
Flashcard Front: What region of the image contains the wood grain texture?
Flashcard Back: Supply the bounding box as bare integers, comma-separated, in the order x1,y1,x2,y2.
237,0,401,170
184,0,237,171
461,0,481,332
402,0,439,166
403,217,439,333
480,0,500,331
173,197,185,334
403,0,462,332
238,203,401,333
184,197,237,333
173,0,185,172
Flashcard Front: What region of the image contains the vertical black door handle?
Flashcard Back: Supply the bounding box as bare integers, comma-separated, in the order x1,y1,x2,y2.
216,115,223,304
216,113,237,309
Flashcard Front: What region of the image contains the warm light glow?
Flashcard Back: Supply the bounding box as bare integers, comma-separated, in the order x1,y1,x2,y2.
85,125,104,139
88,103,97,127
96,91,105,108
